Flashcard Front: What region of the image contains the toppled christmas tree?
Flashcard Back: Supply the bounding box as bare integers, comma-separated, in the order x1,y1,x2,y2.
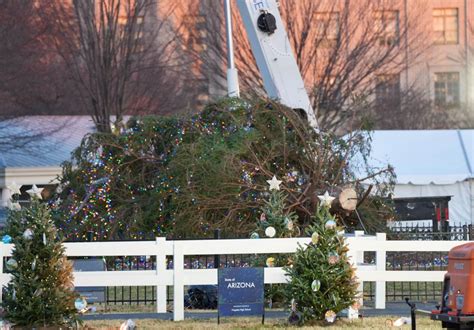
2,186,79,327
284,193,358,324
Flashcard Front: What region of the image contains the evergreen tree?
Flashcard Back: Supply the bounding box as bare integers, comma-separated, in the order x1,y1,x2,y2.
284,202,358,324
2,196,79,327
253,176,298,239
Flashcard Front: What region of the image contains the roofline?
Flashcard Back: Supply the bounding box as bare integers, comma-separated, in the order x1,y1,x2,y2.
0,166,62,187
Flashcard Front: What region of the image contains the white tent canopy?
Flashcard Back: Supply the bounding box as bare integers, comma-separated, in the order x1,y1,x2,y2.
367,130,473,224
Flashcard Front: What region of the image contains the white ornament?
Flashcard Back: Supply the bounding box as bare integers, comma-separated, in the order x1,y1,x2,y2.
7,200,21,211
26,184,43,199
325,219,337,230
311,279,321,292
23,228,33,240
393,317,410,327
265,226,276,238
6,182,22,197
267,175,282,191
347,306,359,320
318,191,335,207
120,319,136,330
42,233,47,245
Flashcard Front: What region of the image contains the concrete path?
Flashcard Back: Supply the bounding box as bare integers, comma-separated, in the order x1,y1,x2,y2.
81,302,436,321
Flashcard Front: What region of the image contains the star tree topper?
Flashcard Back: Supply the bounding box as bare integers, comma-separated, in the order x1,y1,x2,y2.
7,182,22,197
26,184,44,200
267,175,282,191
318,191,335,208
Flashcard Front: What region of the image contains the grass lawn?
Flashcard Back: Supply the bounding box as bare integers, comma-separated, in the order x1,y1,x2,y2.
83,315,442,329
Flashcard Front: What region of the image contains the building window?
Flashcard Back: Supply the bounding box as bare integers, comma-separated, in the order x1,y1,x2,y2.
374,11,399,46
118,15,144,38
184,15,207,53
375,74,401,108
433,8,458,44
315,12,340,46
434,72,460,106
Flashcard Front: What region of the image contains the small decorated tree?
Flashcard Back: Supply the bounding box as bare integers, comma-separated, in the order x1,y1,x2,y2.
2,185,79,327
284,192,358,324
252,176,298,239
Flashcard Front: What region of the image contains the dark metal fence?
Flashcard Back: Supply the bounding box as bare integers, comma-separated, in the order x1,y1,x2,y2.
363,222,471,303
87,222,472,306
387,222,473,241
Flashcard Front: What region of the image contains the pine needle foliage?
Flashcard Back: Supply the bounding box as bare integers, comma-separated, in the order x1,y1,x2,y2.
53,98,393,239
284,205,358,323
2,198,79,327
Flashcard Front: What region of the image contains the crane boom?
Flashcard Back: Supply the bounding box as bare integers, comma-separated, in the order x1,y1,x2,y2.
236,0,318,128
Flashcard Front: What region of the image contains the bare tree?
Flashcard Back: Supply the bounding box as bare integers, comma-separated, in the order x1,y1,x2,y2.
180,0,442,132
0,0,71,152
44,0,188,133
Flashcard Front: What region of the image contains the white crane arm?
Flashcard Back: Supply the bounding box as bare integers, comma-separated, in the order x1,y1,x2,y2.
236,0,318,128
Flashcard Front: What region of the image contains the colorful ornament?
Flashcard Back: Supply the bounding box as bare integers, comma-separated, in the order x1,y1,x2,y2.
318,191,335,207
266,257,275,267
265,226,276,238
267,175,282,191
250,232,259,239
26,184,44,199
2,235,12,244
6,259,17,270
259,213,266,222
311,232,319,244
75,297,88,313
325,310,337,323
311,279,321,292
325,219,337,230
328,252,340,265
23,228,33,240
286,171,298,183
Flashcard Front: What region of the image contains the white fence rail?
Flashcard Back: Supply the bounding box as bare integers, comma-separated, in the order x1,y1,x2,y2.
0,232,468,321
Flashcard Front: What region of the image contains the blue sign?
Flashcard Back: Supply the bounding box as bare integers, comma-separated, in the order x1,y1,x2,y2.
218,267,264,318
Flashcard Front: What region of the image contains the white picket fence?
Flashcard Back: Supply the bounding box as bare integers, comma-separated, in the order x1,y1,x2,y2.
0,232,468,321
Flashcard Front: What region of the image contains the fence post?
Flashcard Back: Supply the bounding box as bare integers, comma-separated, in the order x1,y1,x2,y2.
0,242,3,303
156,237,167,313
173,241,185,321
375,233,386,309
353,231,364,307
214,229,221,268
